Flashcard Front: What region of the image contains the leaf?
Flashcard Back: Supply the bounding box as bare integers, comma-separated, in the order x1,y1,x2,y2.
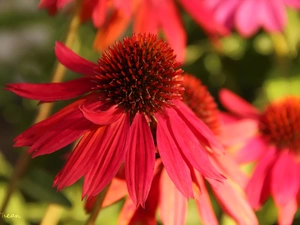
18,169,72,208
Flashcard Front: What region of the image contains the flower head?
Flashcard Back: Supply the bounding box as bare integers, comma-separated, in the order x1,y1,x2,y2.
220,89,300,224
6,34,224,207
205,0,300,37
85,75,257,225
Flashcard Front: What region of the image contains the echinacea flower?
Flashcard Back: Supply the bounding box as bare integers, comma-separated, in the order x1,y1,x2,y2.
85,74,258,225
38,0,227,62
6,33,225,207
205,0,300,37
220,89,300,225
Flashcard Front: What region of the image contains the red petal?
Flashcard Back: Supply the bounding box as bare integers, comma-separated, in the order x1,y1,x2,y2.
193,171,218,225
166,107,224,182
125,114,156,207
38,0,58,14
278,199,298,225
91,0,107,27
157,0,186,62
219,89,259,119
80,102,124,125
54,127,106,190
174,100,224,154
212,179,258,225
5,77,93,101
85,177,127,213
160,169,187,225
234,136,267,164
82,113,130,198
246,146,277,209
55,42,97,76
156,112,194,198
271,150,300,207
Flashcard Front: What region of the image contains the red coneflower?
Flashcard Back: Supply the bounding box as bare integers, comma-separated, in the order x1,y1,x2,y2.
220,89,300,225
6,34,224,207
85,74,257,225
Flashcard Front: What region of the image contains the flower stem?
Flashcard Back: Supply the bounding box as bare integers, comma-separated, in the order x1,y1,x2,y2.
85,183,111,225
0,2,81,222
40,204,64,225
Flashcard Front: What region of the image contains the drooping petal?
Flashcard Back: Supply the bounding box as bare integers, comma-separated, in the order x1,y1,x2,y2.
5,77,93,101
278,198,298,225
118,170,161,225
219,89,259,118
91,0,107,27
13,98,87,147
212,179,259,225
157,0,186,62
113,0,132,16
246,146,277,209
93,9,130,52
284,0,300,8
125,113,156,207
54,127,106,190
82,113,130,198
55,42,97,76
57,0,72,8
85,177,128,213
219,119,258,146
235,0,261,36
160,169,187,225
174,100,224,154
156,112,194,198
165,107,224,182
234,136,267,163
193,171,218,225
271,150,300,207
38,0,58,14
80,102,124,125
260,0,286,32
209,152,248,189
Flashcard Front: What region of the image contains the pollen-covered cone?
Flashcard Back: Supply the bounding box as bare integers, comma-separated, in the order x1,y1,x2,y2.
6,33,224,207
219,89,300,225
84,74,258,225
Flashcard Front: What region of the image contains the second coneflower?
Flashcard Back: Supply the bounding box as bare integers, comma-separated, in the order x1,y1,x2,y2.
6,33,224,207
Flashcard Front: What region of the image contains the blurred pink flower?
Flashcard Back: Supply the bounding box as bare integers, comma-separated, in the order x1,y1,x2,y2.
220,89,300,225
6,34,225,207
85,75,258,225
38,0,228,62
205,0,300,37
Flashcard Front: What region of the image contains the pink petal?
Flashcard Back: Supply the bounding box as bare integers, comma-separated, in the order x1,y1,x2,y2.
219,89,260,118
55,42,97,76
80,102,124,125
160,169,187,225
246,146,277,209
5,77,93,101
156,112,194,198
113,0,132,17
212,179,258,225
82,113,130,198
157,0,186,62
165,107,224,182
54,127,107,190
284,0,300,8
174,100,224,154
193,171,218,225
91,0,107,27
271,150,300,206
209,152,248,189
125,113,156,207
180,0,228,35
234,136,267,164
219,119,258,146
278,199,298,225
260,0,286,32
235,0,261,36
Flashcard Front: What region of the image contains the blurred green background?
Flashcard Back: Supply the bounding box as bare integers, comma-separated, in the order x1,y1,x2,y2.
1,0,300,224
